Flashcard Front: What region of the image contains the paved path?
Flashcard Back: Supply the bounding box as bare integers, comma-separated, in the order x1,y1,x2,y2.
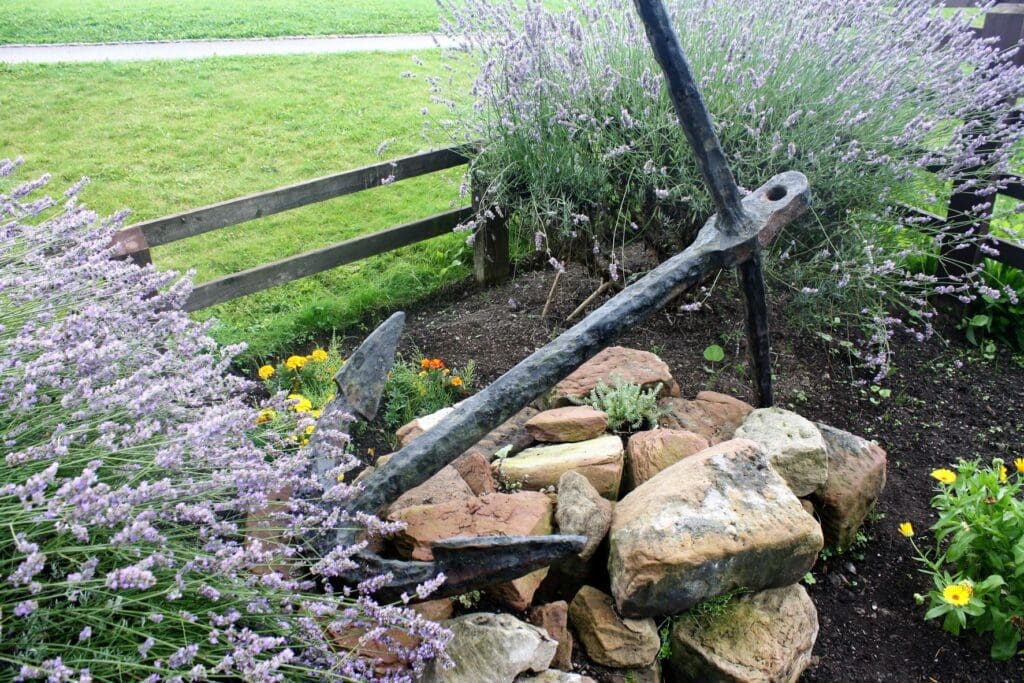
0,34,458,64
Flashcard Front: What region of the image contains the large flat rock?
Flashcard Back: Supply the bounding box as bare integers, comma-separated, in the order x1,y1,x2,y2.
526,406,609,443
548,347,679,407
608,439,823,617
494,434,624,499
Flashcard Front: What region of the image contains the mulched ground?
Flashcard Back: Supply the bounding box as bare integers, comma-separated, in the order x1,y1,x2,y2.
334,255,1024,682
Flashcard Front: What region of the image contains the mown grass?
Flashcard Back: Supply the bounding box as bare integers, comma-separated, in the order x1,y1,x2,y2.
0,51,470,361
0,0,441,44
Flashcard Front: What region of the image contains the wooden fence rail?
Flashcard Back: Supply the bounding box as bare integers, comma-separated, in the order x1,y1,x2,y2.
113,4,1023,312
111,144,511,311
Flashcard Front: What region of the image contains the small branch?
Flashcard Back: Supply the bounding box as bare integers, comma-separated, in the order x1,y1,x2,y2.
566,280,612,322
541,270,562,317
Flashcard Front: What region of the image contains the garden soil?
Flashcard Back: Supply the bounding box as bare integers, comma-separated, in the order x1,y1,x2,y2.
339,258,1024,682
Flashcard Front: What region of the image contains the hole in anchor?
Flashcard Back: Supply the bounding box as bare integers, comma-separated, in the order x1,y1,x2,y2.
766,185,787,201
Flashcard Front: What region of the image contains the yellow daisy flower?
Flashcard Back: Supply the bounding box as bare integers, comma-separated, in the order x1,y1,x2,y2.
1015,457,1024,474
941,582,973,607
930,468,957,485
999,465,1008,483
258,364,275,380
898,522,914,538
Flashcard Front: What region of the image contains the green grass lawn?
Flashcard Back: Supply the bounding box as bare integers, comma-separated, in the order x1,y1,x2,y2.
0,0,441,44
0,51,471,361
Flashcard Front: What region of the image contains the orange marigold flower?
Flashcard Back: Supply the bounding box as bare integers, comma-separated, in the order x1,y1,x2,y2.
450,376,464,387
420,358,431,370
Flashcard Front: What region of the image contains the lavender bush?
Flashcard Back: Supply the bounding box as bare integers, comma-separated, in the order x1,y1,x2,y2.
429,0,1024,378
0,159,450,682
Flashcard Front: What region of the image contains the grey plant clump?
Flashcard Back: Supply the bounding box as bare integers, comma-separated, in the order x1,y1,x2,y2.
0,159,452,681
573,377,665,432
422,0,1024,380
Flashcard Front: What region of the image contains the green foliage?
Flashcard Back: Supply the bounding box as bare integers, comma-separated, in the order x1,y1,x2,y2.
905,459,1024,660
573,376,664,433
0,52,470,362
703,344,725,363
381,355,474,437
0,0,440,43
961,261,1024,353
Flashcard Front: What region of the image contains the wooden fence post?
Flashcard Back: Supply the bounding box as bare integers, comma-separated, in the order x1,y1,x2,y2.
939,3,1024,282
471,175,511,286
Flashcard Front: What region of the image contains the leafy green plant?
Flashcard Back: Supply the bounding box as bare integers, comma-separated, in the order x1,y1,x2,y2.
381,354,474,436
678,589,750,630
961,261,1024,353
573,376,665,433
902,459,1024,660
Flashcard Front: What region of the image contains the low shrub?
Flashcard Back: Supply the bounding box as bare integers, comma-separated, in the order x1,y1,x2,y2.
0,161,451,681
428,0,1024,380
902,459,1024,660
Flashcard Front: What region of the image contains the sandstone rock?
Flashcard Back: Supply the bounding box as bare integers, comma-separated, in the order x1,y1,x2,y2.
734,407,828,497
423,613,556,683
396,405,457,447
810,423,887,549
413,598,455,622
495,435,625,499
462,405,540,461
657,391,752,444
668,585,818,683
626,429,710,488
385,465,475,515
516,672,597,683
390,492,554,610
555,471,613,563
608,439,823,617
389,492,553,561
549,347,680,407
529,601,573,671
526,406,610,443
452,451,497,495
569,586,660,669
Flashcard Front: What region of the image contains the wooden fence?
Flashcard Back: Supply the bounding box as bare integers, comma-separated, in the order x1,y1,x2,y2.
112,3,1024,311
902,3,1024,276
111,145,510,311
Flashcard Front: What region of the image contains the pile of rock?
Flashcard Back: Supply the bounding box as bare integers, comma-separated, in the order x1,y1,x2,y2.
376,347,887,682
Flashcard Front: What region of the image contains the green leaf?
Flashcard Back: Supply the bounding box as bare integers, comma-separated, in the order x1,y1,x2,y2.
925,603,951,620
703,345,725,363
970,314,991,327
